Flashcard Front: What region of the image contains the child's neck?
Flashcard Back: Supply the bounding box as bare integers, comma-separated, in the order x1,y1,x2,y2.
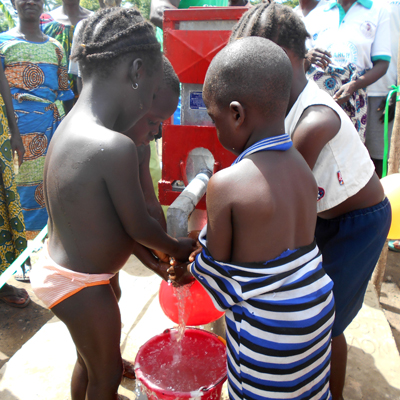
287,61,308,115
243,120,287,151
76,80,122,131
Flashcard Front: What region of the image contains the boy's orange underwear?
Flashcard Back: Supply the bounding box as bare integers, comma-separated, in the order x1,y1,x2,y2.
30,246,115,309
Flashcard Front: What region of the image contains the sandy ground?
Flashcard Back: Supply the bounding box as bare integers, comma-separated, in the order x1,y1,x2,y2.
0,250,399,400
1,251,400,369
2,251,399,370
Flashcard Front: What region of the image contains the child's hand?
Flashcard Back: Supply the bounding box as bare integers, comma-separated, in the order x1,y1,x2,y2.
167,260,194,286
174,237,197,261
187,230,202,262
151,249,170,263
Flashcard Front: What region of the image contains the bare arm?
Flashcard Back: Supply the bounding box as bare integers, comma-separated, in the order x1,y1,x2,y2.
292,105,341,170
0,63,24,166
132,240,171,281
206,173,233,262
103,136,195,261
150,0,180,29
378,91,397,123
333,60,389,105
139,145,166,230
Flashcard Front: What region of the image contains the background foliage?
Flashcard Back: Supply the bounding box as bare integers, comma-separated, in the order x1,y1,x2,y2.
0,0,299,33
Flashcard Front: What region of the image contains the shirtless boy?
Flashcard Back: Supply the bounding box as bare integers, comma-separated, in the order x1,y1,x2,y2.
171,37,335,400
102,55,180,380
230,3,392,399
30,8,195,400
122,55,180,279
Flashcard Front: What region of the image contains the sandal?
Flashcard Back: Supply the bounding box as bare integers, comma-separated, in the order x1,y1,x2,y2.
0,283,31,308
388,240,400,252
14,263,31,282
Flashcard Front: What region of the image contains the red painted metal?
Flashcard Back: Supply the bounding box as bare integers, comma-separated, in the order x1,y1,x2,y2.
159,7,247,209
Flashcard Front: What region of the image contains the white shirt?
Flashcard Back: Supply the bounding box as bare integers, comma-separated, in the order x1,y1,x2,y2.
294,0,331,49
307,0,391,71
285,81,375,213
368,0,400,96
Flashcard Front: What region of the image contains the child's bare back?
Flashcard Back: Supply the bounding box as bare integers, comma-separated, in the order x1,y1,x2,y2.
44,112,142,274
206,146,317,263
30,9,195,400
174,37,334,400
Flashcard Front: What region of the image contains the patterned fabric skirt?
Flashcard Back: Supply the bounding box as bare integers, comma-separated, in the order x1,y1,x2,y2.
307,63,368,143
0,96,27,273
14,98,61,240
40,16,76,94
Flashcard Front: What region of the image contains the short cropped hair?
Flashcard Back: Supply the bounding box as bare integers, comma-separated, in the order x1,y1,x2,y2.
230,2,310,59
204,36,292,119
162,56,180,96
71,7,161,78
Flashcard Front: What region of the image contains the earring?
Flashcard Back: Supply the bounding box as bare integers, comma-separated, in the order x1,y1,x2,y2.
132,83,138,90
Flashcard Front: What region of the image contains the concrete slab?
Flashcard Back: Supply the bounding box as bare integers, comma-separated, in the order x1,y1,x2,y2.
0,256,399,400
344,285,400,400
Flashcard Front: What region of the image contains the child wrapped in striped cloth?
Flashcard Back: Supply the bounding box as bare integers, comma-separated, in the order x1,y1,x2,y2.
168,37,335,400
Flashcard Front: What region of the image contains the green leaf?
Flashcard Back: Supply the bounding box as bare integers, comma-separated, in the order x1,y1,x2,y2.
0,0,17,30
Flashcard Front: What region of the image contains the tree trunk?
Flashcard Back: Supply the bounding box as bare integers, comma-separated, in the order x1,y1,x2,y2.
372,35,400,296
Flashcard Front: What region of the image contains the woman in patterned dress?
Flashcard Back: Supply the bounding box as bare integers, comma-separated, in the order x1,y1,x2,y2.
0,0,74,243
0,60,29,307
40,0,92,105
302,0,391,143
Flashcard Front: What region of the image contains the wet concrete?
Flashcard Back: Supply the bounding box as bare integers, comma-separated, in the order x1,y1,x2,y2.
0,255,399,399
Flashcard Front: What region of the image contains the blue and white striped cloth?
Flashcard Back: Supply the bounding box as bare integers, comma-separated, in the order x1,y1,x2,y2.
232,134,292,165
190,135,334,400
191,228,334,400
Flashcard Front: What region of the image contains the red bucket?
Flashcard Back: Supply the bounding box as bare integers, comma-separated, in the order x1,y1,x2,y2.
134,328,227,400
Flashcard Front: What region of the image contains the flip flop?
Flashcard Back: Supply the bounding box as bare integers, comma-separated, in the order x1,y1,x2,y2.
388,240,400,252
14,264,31,282
0,284,31,308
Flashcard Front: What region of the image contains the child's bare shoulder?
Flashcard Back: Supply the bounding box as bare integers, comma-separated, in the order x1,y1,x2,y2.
50,118,140,181
207,162,258,206
59,117,137,156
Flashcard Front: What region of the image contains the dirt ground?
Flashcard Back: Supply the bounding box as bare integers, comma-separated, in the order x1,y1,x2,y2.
1,249,400,370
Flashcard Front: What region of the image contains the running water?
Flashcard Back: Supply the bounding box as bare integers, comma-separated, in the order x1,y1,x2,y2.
173,283,193,342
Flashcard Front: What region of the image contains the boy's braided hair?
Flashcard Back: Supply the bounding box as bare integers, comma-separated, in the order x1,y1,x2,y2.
230,2,310,59
72,7,161,77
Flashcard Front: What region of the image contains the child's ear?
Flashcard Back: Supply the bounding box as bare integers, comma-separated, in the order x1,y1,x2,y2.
129,58,144,87
229,101,245,128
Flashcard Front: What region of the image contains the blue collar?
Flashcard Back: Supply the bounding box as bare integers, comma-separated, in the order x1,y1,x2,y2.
233,134,292,165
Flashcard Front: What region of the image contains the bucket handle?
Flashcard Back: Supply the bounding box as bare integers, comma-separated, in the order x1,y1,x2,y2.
199,374,227,392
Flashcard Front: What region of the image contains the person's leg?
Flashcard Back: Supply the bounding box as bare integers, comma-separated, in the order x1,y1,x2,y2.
316,199,391,400
365,96,392,179
0,283,30,307
52,283,123,400
109,273,136,380
330,333,347,400
70,351,89,400
110,273,121,301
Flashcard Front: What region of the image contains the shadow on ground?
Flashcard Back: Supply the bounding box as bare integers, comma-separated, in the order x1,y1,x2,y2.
345,345,400,399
